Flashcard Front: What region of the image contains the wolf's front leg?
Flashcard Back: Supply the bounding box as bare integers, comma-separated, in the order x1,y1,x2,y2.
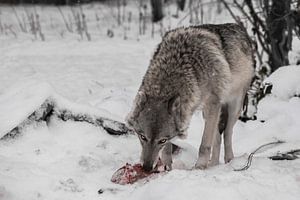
209,131,221,167
195,103,221,169
161,142,173,171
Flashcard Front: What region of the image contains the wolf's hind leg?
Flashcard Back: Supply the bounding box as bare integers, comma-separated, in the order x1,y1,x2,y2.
161,142,173,170
224,92,245,163
210,104,228,166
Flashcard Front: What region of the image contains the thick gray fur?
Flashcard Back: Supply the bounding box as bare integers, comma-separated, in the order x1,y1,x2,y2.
127,23,254,171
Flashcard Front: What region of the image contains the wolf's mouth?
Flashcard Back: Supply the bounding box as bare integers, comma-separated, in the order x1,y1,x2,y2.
152,158,165,172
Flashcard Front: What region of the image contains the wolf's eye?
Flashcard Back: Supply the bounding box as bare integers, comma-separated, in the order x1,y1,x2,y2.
139,134,147,141
158,139,167,144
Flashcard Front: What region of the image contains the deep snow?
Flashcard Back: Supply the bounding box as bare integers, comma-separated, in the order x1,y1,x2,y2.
1,17,300,200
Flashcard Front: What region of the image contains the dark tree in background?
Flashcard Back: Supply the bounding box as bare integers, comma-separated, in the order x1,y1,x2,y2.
150,0,164,22
294,0,300,40
267,0,292,71
176,0,185,11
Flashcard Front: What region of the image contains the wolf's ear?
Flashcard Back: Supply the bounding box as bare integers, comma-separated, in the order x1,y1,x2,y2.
168,95,180,115
126,91,147,128
125,113,135,128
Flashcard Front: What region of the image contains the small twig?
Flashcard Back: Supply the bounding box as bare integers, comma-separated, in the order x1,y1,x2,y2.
219,0,242,24
57,7,72,32
12,6,26,32
245,0,267,32
4,24,17,38
269,149,300,160
234,140,285,171
177,1,227,26
233,0,255,24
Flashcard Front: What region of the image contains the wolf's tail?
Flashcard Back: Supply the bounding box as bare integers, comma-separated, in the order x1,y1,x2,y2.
218,104,228,135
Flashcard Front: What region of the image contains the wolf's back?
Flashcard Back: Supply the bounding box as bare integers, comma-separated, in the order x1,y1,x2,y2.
140,23,254,104
197,23,254,68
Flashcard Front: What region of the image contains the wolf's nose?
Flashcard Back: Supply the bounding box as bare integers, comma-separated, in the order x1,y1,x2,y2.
142,163,153,172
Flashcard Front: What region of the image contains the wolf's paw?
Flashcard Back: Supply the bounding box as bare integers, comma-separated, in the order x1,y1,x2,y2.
161,156,172,171
164,164,172,171
208,159,219,167
224,153,234,164
195,157,208,169
225,157,233,164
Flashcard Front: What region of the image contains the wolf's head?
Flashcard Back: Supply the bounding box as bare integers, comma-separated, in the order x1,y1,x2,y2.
126,92,184,171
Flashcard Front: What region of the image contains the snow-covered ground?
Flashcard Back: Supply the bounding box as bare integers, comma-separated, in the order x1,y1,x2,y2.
1,7,300,200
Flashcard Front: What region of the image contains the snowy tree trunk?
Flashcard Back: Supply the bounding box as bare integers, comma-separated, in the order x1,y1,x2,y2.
177,0,186,11
150,0,164,22
267,0,292,72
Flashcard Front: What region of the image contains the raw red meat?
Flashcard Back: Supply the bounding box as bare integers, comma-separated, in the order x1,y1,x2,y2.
111,161,165,185
111,163,150,185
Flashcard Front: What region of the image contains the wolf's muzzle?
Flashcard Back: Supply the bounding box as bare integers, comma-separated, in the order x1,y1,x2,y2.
142,162,153,172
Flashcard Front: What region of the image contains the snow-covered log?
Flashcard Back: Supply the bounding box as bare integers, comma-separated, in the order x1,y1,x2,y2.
0,82,134,140
1,97,134,140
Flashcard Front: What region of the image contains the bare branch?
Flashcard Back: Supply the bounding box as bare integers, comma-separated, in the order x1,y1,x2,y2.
233,0,254,25
245,0,267,32
219,0,242,25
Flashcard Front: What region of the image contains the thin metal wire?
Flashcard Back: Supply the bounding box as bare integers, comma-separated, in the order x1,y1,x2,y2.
234,140,285,171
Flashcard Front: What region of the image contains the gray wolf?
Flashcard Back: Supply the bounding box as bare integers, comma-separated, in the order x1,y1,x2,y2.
126,23,254,171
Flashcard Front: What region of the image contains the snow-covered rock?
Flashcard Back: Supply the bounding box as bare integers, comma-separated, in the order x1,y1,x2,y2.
265,65,300,100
